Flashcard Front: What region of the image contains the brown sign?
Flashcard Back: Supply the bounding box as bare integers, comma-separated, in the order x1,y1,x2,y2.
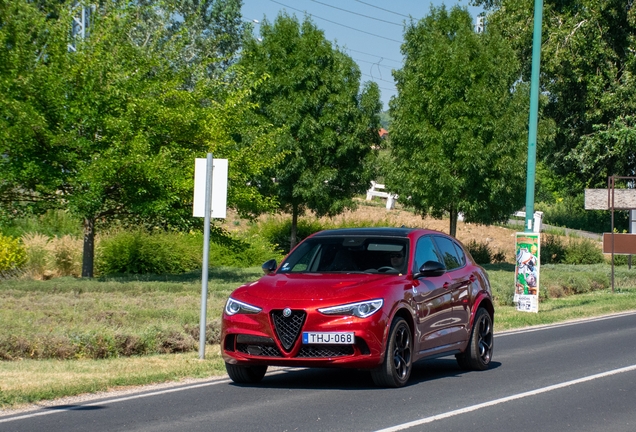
603,233,636,254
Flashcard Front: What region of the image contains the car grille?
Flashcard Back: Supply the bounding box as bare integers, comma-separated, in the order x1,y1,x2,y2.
271,310,306,351
235,335,283,357
297,345,354,357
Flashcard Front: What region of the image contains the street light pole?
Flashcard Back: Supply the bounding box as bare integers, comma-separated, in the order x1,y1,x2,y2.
524,0,544,233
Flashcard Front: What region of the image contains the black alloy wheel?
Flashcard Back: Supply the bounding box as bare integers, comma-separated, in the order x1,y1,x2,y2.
371,317,412,387
456,307,493,371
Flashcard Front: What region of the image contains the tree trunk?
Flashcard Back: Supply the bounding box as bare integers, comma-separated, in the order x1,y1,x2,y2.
449,206,458,238
81,217,95,278
290,204,299,251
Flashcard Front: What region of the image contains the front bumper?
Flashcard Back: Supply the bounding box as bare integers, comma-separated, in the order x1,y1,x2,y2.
221,307,388,369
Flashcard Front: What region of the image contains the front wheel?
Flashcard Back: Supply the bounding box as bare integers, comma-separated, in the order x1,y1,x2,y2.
225,362,268,384
371,317,412,387
456,308,493,371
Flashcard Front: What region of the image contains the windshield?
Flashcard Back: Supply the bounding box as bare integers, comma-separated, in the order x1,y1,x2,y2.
279,236,409,274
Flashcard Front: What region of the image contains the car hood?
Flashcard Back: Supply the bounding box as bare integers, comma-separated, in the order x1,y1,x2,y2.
234,273,398,303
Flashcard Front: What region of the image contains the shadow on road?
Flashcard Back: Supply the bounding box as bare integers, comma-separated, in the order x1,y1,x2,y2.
230,358,502,390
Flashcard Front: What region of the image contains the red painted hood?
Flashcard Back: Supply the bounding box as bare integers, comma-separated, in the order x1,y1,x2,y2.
233,273,399,303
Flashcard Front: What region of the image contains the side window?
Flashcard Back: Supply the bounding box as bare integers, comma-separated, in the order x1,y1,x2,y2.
414,236,442,272
433,236,462,271
452,242,466,266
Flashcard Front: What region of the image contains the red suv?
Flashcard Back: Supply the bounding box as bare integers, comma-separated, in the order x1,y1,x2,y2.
221,227,494,387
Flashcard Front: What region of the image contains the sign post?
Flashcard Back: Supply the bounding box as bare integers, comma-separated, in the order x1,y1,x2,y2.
193,154,228,359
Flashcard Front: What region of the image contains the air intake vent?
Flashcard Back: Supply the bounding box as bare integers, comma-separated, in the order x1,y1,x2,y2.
271,310,306,351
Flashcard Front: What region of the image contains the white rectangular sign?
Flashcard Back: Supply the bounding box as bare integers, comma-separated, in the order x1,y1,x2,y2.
193,158,228,218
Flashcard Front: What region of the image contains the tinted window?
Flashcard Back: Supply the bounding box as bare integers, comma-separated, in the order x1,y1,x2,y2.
279,236,409,274
414,236,442,272
433,236,462,270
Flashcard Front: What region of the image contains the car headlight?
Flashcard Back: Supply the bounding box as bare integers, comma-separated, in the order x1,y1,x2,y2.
225,297,262,316
318,299,383,318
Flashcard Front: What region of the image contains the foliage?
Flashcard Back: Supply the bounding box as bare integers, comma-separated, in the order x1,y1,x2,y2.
540,233,567,265
0,210,82,238
0,234,27,275
0,0,280,277
465,240,507,265
535,194,628,234
387,5,529,237
256,218,327,255
474,0,636,191
564,238,605,265
238,14,383,248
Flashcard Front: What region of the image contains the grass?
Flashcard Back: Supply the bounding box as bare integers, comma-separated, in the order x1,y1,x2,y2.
1,264,636,409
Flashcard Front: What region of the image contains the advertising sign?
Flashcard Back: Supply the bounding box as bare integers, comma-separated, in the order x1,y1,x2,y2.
514,233,540,313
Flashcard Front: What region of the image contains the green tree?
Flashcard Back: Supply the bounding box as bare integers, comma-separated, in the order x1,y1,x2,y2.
473,0,636,191
0,0,280,277
238,14,382,249
387,5,528,237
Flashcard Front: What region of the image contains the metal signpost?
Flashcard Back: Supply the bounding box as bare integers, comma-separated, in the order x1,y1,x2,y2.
193,154,228,359
515,0,544,313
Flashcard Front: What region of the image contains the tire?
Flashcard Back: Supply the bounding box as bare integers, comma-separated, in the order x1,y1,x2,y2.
225,362,268,384
371,317,412,387
456,308,493,371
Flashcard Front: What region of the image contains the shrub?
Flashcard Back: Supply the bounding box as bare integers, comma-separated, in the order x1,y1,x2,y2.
466,240,492,264
541,234,566,264
0,210,81,238
97,230,201,275
256,218,327,254
0,234,27,276
465,240,507,265
564,238,604,265
536,194,628,233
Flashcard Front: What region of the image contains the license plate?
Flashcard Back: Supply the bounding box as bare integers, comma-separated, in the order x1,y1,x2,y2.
302,332,354,345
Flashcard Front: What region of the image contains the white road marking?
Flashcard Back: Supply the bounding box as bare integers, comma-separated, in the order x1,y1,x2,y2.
374,364,636,432
495,310,636,337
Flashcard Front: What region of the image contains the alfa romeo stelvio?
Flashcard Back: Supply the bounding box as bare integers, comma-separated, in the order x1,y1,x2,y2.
221,227,494,387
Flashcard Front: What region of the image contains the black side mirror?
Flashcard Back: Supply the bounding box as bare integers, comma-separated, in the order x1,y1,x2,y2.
414,260,446,279
262,259,277,275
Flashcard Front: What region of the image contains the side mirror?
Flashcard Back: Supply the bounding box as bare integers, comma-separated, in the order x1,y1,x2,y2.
414,260,446,279
262,259,277,275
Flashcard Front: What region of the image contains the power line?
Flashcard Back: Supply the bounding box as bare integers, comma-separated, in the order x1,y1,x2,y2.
342,47,402,65
269,0,402,43
353,57,395,70
354,0,413,19
361,72,395,85
309,0,403,26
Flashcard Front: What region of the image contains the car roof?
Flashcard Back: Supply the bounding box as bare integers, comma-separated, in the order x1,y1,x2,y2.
311,227,440,238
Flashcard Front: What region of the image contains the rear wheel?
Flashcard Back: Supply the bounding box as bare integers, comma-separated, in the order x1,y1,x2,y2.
371,317,412,387
456,308,493,371
225,362,268,384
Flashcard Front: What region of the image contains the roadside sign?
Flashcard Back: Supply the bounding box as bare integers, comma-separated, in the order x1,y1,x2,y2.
193,158,228,218
514,233,540,313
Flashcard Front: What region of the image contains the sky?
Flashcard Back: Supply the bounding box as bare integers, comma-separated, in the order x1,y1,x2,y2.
240,0,484,110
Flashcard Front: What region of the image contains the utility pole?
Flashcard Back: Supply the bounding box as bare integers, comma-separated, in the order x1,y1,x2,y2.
524,0,543,233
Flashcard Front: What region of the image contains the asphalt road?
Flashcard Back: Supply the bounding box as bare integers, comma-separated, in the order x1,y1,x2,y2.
2,311,636,432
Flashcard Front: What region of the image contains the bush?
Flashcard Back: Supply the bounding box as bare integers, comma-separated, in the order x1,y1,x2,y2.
0,234,27,276
97,230,201,275
257,218,327,254
541,234,566,264
465,240,507,265
0,210,82,238
536,194,628,233
564,238,604,265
